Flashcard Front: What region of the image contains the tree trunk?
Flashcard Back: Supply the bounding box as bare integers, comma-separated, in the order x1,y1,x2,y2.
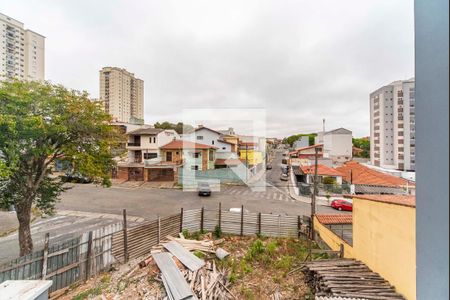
16,200,33,256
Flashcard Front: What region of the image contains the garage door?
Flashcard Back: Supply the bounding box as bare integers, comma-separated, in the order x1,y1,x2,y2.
128,168,144,181
148,169,174,181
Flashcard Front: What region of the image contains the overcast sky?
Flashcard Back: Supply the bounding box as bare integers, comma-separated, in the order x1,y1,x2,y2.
2,0,414,138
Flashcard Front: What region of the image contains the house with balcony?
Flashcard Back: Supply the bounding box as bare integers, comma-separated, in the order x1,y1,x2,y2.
116,128,179,181
184,126,239,169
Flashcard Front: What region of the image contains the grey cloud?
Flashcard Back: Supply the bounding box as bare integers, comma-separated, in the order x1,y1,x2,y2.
3,0,414,137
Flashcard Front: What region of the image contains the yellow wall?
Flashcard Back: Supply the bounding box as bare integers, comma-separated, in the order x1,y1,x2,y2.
314,216,354,258
353,199,416,300
239,150,263,165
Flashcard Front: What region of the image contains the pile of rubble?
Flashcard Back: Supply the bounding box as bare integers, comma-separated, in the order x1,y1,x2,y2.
140,234,234,300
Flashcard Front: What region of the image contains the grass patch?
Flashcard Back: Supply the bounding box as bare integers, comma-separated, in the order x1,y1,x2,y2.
72,287,102,300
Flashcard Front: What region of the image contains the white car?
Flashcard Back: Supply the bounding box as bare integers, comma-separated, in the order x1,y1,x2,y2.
229,208,250,214
280,173,289,181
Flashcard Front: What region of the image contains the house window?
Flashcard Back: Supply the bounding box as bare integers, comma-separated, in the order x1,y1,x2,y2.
166,152,173,162
197,136,203,140
212,140,215,145
144,153,157,159
193,152,200,158
191,165,199,170
209,150,214,161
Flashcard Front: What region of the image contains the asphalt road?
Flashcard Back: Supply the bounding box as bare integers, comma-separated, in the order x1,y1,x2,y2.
0,148,341,262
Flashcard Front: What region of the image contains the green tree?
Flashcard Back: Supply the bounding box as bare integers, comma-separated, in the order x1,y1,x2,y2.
0,80,122,256
283,133,317,147
154,121,194,134
352,137,370,158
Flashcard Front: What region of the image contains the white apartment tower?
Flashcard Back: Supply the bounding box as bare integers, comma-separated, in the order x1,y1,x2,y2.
0,13,45,81
370,78,416,171
99,67,144,123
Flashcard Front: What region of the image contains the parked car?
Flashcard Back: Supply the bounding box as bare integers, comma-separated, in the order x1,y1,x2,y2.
266,164,272,170
281,158,288,164
61,173,92,184
331,199,353,211
280,173,289,181
281,165,289,174
198,182,211,196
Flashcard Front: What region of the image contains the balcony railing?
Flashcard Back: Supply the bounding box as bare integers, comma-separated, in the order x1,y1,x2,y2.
127,142,141,147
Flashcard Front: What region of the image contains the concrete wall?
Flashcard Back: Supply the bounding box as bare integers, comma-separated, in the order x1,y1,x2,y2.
353,199,416,300
324,133,352,161
314,216,354,258
415,0,449,298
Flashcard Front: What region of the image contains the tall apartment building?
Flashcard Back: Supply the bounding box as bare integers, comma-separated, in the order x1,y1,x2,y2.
0,13,45,81
99,67,144,123
370,78,415,171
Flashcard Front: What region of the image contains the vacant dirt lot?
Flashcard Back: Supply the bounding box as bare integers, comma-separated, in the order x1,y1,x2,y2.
56,234,320,300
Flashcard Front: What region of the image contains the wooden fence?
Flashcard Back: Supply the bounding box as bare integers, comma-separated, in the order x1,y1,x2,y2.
0,206,309,295
0,222,121,294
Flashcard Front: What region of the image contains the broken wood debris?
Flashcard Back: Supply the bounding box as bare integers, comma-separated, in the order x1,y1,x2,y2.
147,235,235,300
163,241,206,272
302,259,406,300
153,252,195,300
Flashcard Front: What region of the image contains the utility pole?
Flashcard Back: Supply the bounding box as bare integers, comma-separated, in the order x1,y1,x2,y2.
311,146,319,240
245,144,249,182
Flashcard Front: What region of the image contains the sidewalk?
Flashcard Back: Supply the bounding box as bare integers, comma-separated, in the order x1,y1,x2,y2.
287,171,331,206
0,211,18,236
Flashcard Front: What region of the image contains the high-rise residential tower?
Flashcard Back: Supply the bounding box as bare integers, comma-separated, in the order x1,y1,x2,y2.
370,78,416,171
0,13,45,81
99,67,144,123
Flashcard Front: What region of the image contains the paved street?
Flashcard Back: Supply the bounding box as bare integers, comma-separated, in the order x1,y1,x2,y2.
0,149,343,262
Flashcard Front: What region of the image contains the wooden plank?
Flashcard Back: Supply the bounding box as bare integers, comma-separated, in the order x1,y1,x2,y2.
41,233,50,280
163,241,205,272
152,252,193,300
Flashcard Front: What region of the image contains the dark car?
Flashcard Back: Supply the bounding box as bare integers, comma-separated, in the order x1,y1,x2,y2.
198,182,211,196
266,164,272,170
61,173,92,184
331,199,353,211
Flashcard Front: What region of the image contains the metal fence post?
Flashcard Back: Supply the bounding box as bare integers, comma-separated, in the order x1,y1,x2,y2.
122,209,129,263
41,233,50,279
180,208,184,233
85,231,93,280
157,215,161,244
240,205,244,236
200,207,204,233
218,202,222,230
297,216,301,239
258,212,262,235
339,244,345,258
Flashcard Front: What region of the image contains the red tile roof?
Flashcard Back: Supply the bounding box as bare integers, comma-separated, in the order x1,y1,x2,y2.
335,161,415,187
160,140,217,150
346,194,416,208
301,164,343,177
316,214,353,225
295,144,323,152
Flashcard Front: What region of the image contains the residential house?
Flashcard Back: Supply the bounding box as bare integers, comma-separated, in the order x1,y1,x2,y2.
289,144,324,159
294,164,343,185
314,194,416,300
184,126,238,168
116,128,179,181
335,161,415,194
322,128,353,163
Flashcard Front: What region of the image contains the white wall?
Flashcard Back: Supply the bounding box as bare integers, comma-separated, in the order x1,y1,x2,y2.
187,128,232,153
323,133,352,161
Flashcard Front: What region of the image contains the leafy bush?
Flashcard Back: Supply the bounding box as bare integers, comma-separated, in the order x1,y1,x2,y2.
214,225,223,238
